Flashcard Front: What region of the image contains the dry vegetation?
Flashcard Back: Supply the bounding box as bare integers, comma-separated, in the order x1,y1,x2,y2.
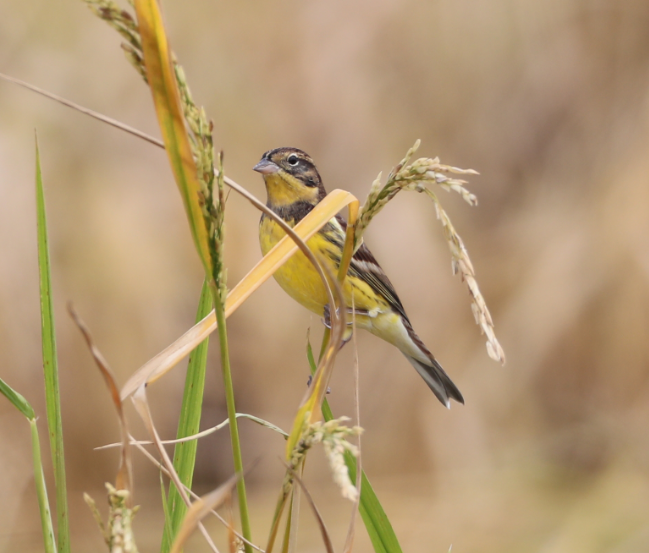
1,1,649,551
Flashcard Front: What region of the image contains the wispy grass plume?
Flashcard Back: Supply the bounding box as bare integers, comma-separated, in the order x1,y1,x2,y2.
288,416,363,502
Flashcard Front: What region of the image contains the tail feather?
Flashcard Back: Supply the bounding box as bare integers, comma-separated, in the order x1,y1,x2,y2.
404,354,464,408
398,317,464,408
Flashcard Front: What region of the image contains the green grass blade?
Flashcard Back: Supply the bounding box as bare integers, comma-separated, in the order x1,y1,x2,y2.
31,418,57,553
161,280,212,553
344,453,398,553
0,377,56,553
35,136,70,553
307,341,403,553
0,376,35,419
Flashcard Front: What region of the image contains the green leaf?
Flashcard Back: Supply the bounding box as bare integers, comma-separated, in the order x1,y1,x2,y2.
161,280,212,553
36,135,70,553
307,340,403,553
345,453,401,553
0,376,35,419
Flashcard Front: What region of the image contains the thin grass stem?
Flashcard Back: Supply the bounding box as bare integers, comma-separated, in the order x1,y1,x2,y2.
212,289,253,553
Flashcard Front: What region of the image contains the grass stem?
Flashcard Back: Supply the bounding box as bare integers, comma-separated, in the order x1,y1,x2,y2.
212,286,253,553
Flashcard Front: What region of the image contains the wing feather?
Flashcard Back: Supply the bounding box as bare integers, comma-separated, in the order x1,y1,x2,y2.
332,215,408,320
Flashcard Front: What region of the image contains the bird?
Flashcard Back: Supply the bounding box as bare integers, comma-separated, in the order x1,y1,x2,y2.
253,147,464,408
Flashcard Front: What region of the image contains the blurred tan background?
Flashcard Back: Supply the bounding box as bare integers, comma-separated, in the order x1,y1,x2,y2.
1,0,649,551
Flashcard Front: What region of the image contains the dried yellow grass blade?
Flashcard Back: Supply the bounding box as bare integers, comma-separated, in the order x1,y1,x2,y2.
134,0,212,276
228,189,357,316
337,199,358,282
120,189,358,400
169,474,239,553
68,306,133,498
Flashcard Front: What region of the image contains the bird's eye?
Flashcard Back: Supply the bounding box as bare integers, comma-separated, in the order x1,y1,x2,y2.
287,154,299,166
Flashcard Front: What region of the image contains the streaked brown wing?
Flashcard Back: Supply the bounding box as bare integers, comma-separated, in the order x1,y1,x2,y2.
350,242,409,320
331,214,409,320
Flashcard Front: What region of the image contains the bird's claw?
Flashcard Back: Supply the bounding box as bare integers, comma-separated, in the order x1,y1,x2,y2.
322,304,371,328
306,374,331,394
322,304,335,329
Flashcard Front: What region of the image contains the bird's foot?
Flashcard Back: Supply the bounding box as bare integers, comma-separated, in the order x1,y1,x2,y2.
323,304,371,328
322,304,335,329
306,374,331,394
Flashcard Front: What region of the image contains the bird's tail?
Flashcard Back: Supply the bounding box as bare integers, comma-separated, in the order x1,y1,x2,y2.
396,317,464,408
404,354,464,408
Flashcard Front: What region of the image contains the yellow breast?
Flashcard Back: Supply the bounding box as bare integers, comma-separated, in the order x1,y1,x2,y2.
259,215,391,327
259,215,332,315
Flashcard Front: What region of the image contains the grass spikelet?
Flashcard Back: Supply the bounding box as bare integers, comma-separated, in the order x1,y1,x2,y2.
287,417,363,502
355,140,506,364
83,0,146,80
422,187,506,363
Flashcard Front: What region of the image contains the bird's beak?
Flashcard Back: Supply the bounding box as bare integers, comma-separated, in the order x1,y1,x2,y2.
253,159,280,175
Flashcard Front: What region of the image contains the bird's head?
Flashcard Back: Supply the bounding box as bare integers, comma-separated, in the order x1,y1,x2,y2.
253,147,327,208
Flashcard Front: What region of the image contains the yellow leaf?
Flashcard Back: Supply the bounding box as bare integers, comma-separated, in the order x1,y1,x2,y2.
134,0,212,276
120,189,359,400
